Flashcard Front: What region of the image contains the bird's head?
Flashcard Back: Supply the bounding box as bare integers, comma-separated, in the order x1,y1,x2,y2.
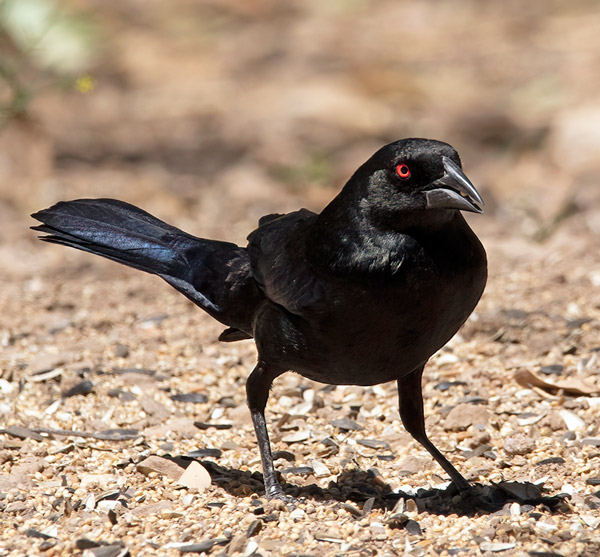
353,138,484,224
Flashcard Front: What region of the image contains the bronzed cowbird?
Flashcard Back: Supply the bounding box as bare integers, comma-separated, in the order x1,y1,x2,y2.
32,138,487,503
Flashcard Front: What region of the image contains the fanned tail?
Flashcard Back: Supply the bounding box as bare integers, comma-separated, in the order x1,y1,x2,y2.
32,198,261,335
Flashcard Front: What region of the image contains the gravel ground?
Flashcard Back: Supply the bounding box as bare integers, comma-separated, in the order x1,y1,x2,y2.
2,1,600,555
2,214,600,556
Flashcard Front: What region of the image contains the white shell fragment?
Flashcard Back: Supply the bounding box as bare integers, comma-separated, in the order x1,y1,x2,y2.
559,409,585,431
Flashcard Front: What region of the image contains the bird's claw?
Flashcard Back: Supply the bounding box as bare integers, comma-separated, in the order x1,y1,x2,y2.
265,487,297,509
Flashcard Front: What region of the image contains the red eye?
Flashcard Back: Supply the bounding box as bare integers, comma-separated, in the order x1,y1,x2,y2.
396,163,411,179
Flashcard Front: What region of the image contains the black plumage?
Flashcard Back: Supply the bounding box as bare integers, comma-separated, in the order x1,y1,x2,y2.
32,138,487,503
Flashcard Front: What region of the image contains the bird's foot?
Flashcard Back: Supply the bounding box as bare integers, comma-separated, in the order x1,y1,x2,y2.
265,486,297,509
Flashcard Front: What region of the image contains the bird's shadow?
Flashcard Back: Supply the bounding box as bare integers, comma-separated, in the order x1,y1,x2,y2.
165,455,568,517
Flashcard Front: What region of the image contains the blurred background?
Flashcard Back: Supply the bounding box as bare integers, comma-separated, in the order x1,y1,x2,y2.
2,0,600,244
1,0,599,345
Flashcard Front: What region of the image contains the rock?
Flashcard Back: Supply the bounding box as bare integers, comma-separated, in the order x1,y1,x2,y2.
386,513,409,529
136,456,184,480
340,503,362,517
290,508,306,520
28,352,65,374
226,534,246,555
435,380,467,392
357,439,391,450
244,540,258,556
62,380,94,398
82,544,128,557
280,466,313,476
466,430,491,448
177,461,211,491
114,343,129,358
272,450,295,462
217,396,237,407
559,409,585,431
228,403,252,425
84,494,96,511
405,519,422,536
5,501,27,513
282,430,310,443
535,456,565,466
331,418,364,431
480,542,516,552
174,538,228,553
443,403,490,430
369,520,387,539
405,499,418,513
398,456,430,475
144,417,199,439
107,389,136,401
289,399,313,415
97,500,125,514
3,426,44,442
76,539,102,550
435,352,459,366
503,434,536,455
170,393,208,404
188,448,222,458
25,528,54,540
310,459,331,477
246,518,262,538
193,421,232,430
117,370,156,390
362,497,375,515
80,474,119,490
581,514,600,529
314,530,344,543
161,509,184,519
0,458,45,490
220,440,239,450
539,412,565,432
139,394,171,420
97,428,139,441
540,364,563,376
131,501,172,517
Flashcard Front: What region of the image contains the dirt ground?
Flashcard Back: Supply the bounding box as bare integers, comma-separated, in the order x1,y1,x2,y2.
1,1,600,555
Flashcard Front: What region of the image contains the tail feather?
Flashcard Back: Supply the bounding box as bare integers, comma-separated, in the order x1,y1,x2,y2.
31,199,262,333
32,199,205,277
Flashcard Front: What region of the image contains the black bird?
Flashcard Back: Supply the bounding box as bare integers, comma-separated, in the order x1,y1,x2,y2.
32,138,487,503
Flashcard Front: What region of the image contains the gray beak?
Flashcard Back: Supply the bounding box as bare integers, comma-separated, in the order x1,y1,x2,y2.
425,156,484,214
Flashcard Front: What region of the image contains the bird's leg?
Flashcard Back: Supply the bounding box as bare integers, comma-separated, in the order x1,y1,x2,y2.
397,365,474,495
246,363,288,500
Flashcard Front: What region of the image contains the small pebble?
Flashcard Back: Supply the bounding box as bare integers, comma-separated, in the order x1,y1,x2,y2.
310,459,330,477
171,393,209,404
113,343,130,358
330,418,364,431
479,542,516,552
282,430,311,443
177,462,211,491
503,434,536,455
290,508,305,520
559,409,585,431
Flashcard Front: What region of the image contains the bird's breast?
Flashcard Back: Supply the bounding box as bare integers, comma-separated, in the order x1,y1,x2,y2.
254,219,487,386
